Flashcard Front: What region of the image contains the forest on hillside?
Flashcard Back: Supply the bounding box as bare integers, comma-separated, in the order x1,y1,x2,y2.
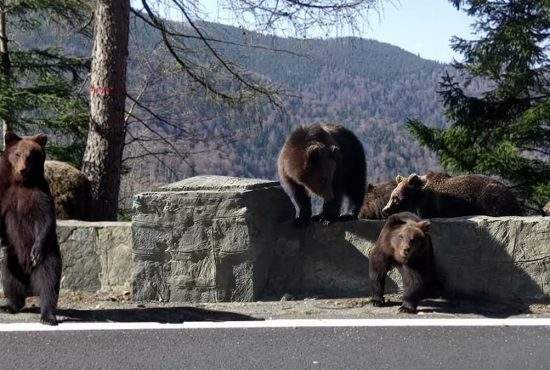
17,16,472,209
119,18,468,208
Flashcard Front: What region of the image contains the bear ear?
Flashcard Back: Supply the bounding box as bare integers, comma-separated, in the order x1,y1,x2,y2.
387,214,406,228
408,174,427,188
31,134,48,148
305,144,322,162
417,220,431,233
367,183,374,192
4,132,21,147
395,175,405,183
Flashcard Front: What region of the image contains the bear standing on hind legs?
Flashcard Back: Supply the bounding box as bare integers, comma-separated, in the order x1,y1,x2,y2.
0,133,62,325
278,123,366,227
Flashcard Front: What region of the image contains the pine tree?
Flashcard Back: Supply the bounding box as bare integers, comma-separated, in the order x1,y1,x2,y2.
407,0,549,210
0,0,91,165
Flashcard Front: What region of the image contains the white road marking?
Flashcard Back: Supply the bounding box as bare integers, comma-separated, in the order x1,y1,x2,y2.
0,318,549,332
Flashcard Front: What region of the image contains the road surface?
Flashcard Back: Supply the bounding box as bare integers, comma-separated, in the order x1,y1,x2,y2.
0,319,548,369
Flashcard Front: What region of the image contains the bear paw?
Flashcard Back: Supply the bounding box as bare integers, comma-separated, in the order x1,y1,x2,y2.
30,245,42,267
40,314,58,326
311,215,335,226
371,298,385,307
398,305,417,314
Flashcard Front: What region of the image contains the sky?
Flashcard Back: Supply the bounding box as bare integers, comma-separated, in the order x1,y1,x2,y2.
133,0,475,63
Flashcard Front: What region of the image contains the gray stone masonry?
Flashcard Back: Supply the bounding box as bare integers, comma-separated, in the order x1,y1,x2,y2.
3,176,547,305
270,216,550,303
132,176,549,303
131,176,294,302
0,221,132,294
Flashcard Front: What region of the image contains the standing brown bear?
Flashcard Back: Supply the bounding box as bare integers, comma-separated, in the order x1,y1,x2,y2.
0,133,62,325
369,212,434,313
278,123,366,227
382,172,522,218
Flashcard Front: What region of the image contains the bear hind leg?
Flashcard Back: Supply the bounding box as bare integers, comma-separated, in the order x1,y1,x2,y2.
2,257,27,314
31,253,61,326
346,173,366,218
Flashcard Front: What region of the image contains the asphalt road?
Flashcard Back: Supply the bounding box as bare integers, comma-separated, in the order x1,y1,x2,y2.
0,325,549,369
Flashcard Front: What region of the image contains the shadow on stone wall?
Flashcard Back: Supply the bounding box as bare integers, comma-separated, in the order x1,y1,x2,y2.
432,217,549,305
266,220,401,299
266,216,550,308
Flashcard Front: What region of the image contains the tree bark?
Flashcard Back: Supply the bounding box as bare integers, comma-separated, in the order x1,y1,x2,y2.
82,0,130,220
0,4,13,147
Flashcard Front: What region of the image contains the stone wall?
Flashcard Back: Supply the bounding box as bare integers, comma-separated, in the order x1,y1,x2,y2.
58,221,133,293
131,176,294,302
131,176,550,304
270,216,550,302
0,221,133,294
2,176,548,304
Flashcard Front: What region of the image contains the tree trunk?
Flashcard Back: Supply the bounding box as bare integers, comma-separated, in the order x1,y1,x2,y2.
82,0,130,220
0,5,12,147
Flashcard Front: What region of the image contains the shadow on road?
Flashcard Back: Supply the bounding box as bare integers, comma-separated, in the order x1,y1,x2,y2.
416,298,532,318
17,306,259,324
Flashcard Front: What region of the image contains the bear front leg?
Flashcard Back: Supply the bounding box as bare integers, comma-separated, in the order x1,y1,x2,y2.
315,184,343,225
284,177,312,228
398,265,426,314
30,212,55,268
369,250,389,307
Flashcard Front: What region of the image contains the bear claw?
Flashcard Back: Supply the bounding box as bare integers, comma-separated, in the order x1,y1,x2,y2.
398,305,417,314
40,315,58,326
30,246,42,267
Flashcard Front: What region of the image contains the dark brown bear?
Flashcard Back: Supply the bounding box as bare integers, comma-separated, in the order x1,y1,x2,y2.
382,172,522,218
358,181,396,219
369,212,433,313
0,133,62,325
278,123,366,227
44,160,93,220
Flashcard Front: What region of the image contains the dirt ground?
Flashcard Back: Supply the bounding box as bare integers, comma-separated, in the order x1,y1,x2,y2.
1,291,549,324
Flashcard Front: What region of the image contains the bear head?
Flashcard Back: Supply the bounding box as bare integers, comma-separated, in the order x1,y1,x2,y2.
3,132,48,184
300,142,340,200
382,173,428,216
386,212,431,264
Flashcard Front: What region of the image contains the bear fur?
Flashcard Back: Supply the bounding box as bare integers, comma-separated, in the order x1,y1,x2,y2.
358,181,396,219
544,201,550,216
44,160,93,220
382,172,522,218
278,123,366,226
0,133,62,325
369,212,434,313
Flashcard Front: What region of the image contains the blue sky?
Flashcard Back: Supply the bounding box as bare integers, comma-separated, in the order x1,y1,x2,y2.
133,0,474,63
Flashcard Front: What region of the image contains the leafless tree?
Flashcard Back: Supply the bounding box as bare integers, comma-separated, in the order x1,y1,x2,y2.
84,0,383,219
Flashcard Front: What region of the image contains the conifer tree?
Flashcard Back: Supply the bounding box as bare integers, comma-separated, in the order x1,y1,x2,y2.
0,0,91,164
407,0,549,210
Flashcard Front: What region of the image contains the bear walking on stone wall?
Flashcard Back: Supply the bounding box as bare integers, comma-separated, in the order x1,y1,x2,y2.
358,181,396,220
382,172,522,218
369,212,434,313
0,133,62,325
278,123,366,227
